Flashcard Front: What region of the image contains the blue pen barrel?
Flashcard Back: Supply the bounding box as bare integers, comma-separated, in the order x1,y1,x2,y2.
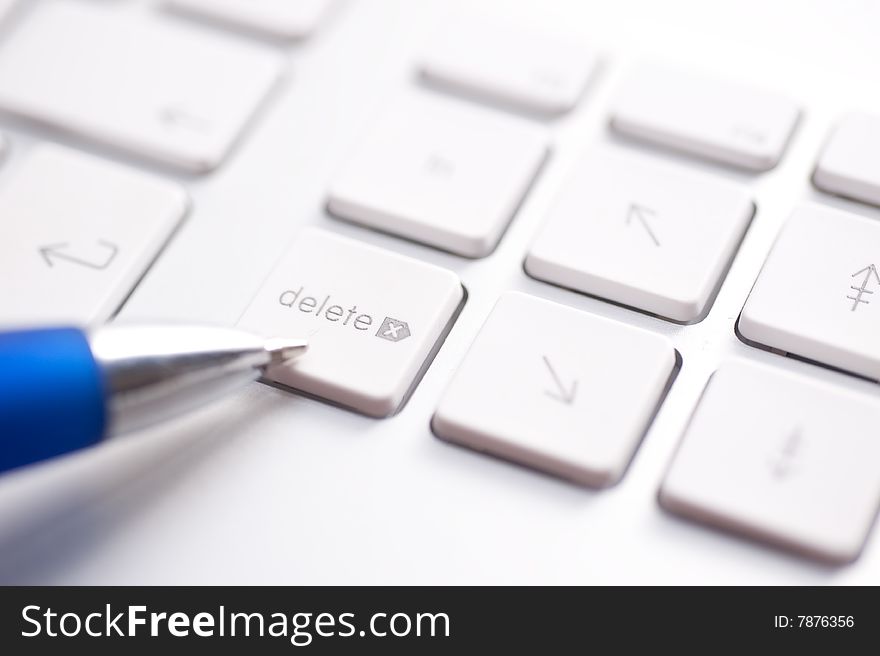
0,327,106,474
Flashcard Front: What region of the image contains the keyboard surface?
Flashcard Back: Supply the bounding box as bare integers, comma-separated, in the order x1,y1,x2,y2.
2,0,880,584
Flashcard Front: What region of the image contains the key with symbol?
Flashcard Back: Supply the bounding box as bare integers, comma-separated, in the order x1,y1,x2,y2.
432,292,677,487
0,144,187,326
0,1,283,173
327,94,548,257
525,148,754,322
660,360,880,563
739,203,880,380
610,64,800,171
238,228,464,417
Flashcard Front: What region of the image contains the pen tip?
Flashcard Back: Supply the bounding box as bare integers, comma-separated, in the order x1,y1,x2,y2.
263,337,309,366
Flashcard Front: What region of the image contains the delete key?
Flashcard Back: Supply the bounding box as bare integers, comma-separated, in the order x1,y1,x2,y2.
238,228,464,416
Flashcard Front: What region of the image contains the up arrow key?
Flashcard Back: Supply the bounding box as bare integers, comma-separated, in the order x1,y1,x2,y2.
626,203,660,247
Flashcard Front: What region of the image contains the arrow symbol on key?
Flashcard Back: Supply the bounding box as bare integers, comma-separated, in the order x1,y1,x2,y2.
542,355,577,405
848,264,880,311
852,264,880,286
626,203,660,247
39,240,119,270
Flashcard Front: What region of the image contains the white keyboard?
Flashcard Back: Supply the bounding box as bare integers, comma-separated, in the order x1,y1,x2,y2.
1,0,880,584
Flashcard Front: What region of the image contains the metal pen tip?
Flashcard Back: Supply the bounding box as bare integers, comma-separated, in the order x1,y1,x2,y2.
263,337,309,366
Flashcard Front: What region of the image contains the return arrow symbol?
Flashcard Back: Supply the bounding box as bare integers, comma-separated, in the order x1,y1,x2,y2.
39,240,119,270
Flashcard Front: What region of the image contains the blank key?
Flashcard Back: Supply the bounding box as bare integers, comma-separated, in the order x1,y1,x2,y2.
238,228,464,417
167,0,334,40
814,113,880,207
611,64,800,171
0,144,187,326
739,203,880,381
0,1,284,172
660,360,880,563
420,17,599,115
526,149,753,322
327,95,548,257
433,292,677,487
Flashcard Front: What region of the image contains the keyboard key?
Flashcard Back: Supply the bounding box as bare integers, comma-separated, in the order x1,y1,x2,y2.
433,292,676,487
237,228,464,417
739,203,880,380
660,360,880,563
167,0,333,40
0,1,284,173
813,113,880,207
327,95,547,257
610,64,800,171
419,17,598,115
0,144,187,326
526,149,753,322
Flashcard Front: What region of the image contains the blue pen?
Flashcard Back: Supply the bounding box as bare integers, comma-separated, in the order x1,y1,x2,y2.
0,325,307,475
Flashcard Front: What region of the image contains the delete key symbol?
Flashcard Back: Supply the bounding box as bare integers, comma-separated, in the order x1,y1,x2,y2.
377,317,411,342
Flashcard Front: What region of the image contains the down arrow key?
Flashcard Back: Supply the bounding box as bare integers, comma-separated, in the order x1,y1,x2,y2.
542,354,577,404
